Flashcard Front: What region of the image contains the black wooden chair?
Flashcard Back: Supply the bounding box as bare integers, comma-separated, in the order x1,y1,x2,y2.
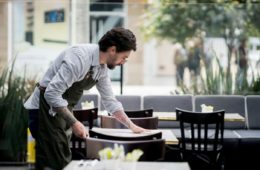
89,129,162,141
125,109,153,118
70,107,98,160
100,115,159,129
108,109,153,117
73,107,98,129
86,137,165,161
176,108,225,170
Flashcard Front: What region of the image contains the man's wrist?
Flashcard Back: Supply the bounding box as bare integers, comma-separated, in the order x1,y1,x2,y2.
128,121,135,129
54,107,77,126
66,115,77,126
113,111,134,129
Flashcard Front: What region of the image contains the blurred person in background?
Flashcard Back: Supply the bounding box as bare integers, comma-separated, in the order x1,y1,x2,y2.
187,37,202,78
174,43,187,86
236,37,249,88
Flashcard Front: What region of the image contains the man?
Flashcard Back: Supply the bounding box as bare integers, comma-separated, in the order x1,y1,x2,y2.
24,27,146,170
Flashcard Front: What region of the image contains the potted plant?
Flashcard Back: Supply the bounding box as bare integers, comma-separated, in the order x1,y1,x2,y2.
99,144,143,170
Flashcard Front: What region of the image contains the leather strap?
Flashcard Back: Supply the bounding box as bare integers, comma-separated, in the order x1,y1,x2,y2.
36,83,46,92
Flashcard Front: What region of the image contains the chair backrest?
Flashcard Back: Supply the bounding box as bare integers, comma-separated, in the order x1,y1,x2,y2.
176,108,224,160
100,115,159,129
74,94,99,110
194,95,246,129
125,109,153,118
70,108,98,160
89,129,162,141
86,137,165,161
73,107,98,129
246,95,260,129
143,95,193,128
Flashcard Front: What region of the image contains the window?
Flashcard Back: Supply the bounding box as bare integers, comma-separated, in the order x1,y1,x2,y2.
44,9,65,23
89,0,125,81
90,0,123,12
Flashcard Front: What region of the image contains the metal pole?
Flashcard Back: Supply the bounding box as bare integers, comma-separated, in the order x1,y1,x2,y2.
120,65,123,94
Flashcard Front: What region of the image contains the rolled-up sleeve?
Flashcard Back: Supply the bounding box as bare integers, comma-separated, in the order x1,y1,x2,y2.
96,70,124,114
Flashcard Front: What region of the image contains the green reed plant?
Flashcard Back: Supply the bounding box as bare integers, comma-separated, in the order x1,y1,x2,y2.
0,59,35,161
250,77,260,94
177,56,259,95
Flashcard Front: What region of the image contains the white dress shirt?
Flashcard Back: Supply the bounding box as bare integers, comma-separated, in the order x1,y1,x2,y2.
24,44,123,116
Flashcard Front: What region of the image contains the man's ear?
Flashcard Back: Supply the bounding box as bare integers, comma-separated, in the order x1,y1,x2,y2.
108,46,116,54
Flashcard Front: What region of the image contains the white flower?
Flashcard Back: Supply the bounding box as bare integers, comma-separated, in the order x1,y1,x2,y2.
201,104,214,112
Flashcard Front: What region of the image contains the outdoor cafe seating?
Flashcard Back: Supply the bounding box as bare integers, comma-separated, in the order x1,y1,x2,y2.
67,94,260,170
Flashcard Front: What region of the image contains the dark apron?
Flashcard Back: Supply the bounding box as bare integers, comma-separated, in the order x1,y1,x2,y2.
36,67,97,170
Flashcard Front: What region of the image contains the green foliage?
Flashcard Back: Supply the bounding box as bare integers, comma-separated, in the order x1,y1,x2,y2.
238,76,260,95
250,77,260,94
142,1,260,43
0,60,35,161
142,1,260,83
143,1,260,95
177,57,260,95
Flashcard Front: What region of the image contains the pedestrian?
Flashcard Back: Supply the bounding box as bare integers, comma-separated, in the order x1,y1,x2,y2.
173,43,187,86
236,38,249,88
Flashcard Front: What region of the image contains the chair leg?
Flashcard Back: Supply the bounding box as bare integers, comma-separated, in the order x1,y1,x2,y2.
164,145,182,161
220,156,225,170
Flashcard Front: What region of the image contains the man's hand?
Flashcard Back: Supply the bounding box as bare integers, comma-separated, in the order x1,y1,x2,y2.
130,123,149,133
112,111,150,133
53,107,88,138
72,121,88,139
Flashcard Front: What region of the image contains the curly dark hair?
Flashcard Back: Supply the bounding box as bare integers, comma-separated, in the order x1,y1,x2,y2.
98,27,136,52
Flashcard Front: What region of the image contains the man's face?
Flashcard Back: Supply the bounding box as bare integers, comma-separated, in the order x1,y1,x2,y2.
107,48,131,70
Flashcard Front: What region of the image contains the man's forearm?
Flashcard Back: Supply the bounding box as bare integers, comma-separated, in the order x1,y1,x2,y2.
113,111,146,133
53,107,77,126
112,111,133,128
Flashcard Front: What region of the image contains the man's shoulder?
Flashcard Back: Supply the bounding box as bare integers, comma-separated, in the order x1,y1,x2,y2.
68,44,98,56
71,43,98,50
